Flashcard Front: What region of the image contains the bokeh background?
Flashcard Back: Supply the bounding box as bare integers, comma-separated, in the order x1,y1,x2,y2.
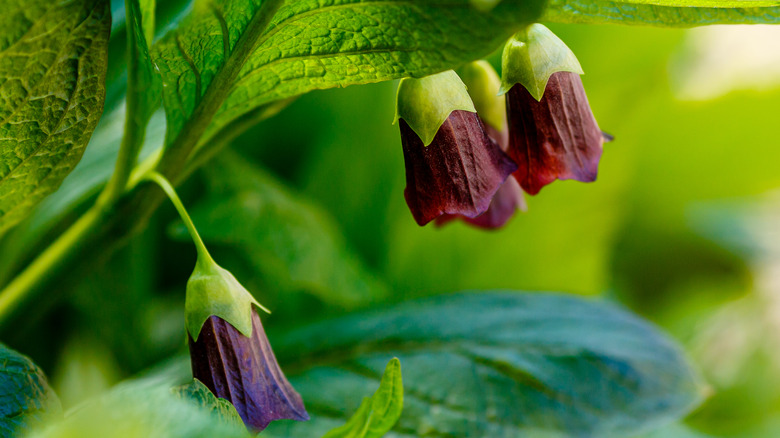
2,11,780,437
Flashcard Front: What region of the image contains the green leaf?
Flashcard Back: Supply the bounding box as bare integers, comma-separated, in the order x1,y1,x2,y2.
265,292,705,437
29,380,250,438
172,379,245,430
151,0,547,149
0,343,61,436
0,0,111,235
542,0,780,27
322,358,403,438
173,152,387,309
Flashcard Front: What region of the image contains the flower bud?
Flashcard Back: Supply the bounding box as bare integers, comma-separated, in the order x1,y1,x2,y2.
396,71,517,226
501,25,605,195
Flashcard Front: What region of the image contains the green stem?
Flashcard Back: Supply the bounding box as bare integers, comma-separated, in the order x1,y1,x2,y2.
144,172,213,265
0,204,106,323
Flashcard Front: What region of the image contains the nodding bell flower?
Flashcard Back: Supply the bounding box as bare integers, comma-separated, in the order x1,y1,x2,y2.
396,70,517,226
186,259,308,432
145,172,308,433
435,61,527,229
500,24,606,196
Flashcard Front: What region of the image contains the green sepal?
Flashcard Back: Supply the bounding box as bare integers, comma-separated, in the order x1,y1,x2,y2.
458,61,506,134
499,24,583,101
185,257,270,341
394,71,476,146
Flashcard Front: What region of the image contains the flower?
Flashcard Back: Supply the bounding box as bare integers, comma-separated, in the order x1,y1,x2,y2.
396,71,517,226
499,24,606,196
400,110,517,226
188,309,309,432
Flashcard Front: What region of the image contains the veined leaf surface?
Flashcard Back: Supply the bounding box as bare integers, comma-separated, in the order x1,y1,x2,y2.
0,0,111,235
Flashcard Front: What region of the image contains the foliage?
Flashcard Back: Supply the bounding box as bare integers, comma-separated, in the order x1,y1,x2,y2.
0,0,779,437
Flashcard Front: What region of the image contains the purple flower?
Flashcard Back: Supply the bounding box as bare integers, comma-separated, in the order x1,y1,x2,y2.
188,309,309,432
505,71,605,195
400,110,518,226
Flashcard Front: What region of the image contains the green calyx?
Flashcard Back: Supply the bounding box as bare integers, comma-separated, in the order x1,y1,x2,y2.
459,61,506,134
186,257,270,341
499,24,584,101
144,172,270,342
394,70,476,146
469,0,502,12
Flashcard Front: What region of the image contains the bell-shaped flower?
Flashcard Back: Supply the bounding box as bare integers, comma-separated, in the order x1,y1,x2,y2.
186,261,309,432
144,172,308,433
500,24,606,195
396,71,517,226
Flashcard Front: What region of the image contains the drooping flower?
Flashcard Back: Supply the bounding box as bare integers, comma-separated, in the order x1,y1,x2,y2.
396,71,517,226
500,24,606,195
186,261,309,432
189,309,308,432
505,71,604,195
145,171,309,432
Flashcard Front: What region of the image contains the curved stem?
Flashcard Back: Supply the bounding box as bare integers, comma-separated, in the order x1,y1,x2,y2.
144,171,214,265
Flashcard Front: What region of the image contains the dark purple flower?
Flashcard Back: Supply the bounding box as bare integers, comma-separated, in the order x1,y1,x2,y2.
401,110,518,226
436,176,526,229
188,309,308,432
505,71,604,195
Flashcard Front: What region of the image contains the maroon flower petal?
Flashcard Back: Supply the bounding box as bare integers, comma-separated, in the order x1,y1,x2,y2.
189,311,309,432
401,110,518,226
506,71,604,195
435,177,526,229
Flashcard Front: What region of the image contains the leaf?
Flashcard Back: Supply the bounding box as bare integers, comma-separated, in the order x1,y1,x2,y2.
29,380,250,438
151,0,547,149
542,0,780,27
264,292,705,437
0,0,111,235
172,379,245,431
322,358,403,438
0,343,61,436
172,152,387,308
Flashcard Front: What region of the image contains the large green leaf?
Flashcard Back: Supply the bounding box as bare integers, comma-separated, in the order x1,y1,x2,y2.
0,0,111,235
265,292,705,437
28,381,250,438
322,358,403,438
543,0,780,27
0,344,61,436
173,153,387,309
152,0,547,149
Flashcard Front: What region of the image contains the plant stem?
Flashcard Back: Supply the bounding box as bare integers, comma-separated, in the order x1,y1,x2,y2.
0,0,286,328
0,204,107,323
144,172,214,264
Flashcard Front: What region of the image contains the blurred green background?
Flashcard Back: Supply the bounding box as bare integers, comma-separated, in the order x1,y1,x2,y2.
3,17,780,437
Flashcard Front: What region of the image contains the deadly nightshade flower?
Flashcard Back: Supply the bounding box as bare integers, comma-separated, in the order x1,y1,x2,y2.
395,71,517,226
146,172,308,432
435,61,527,229
186,263,309,432
500,24,606,195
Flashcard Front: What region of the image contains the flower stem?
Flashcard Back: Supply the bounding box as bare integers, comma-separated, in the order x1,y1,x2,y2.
144,171,214,265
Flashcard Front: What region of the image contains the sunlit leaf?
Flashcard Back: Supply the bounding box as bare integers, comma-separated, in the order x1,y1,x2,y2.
0,0,111,235
543,0,780,27
322,358,403,438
